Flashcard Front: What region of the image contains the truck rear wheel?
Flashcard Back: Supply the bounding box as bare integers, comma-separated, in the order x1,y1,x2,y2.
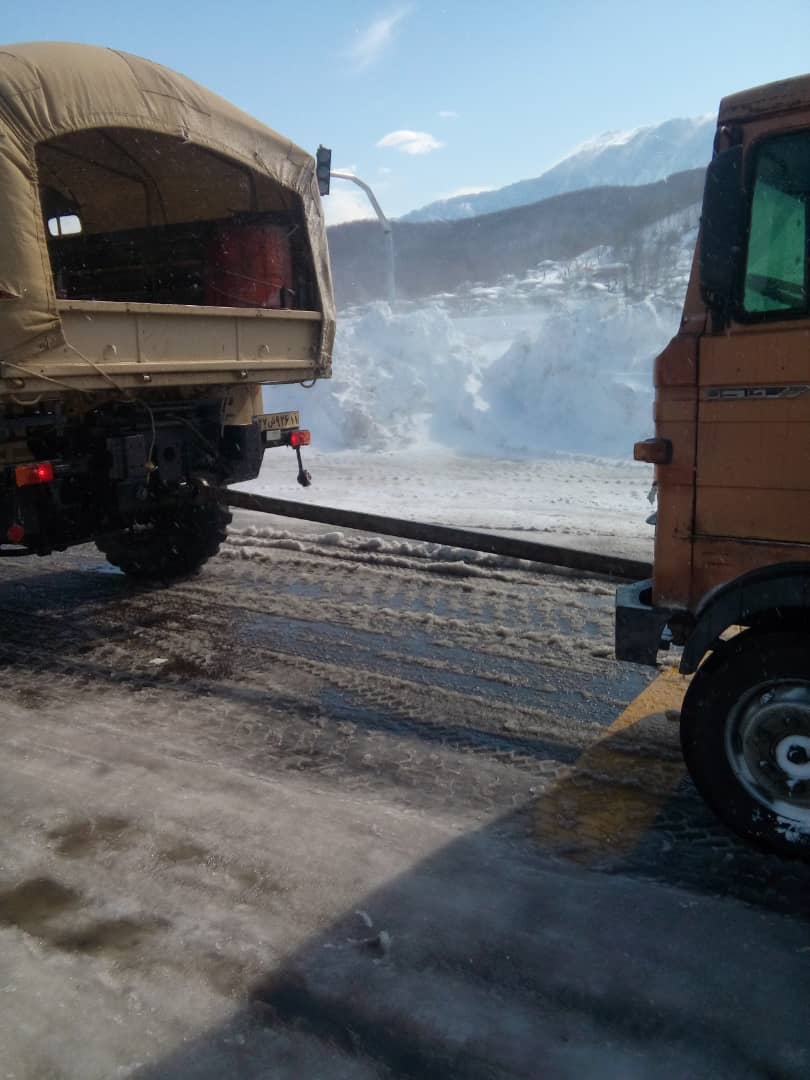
680,629,810,859
96,501,231,584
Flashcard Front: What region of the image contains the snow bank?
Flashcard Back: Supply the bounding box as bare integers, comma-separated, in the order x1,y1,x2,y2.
265,303,484,452
265,272,684,459
470,297,668,457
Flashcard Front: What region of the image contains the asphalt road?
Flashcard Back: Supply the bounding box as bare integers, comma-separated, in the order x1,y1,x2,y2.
0,517,808,1078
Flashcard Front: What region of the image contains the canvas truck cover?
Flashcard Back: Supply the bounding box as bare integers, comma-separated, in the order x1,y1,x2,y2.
0,41,335,374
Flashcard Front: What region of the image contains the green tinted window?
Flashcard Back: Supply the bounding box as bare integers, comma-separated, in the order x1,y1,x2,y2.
743,133,810,316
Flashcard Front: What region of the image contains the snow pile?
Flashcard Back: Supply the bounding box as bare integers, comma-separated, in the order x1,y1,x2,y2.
266,212,696,459
266,295,667,458
265,303,486,452
469,297,666,457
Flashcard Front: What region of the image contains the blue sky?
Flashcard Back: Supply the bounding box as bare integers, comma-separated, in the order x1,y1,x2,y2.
6,1,810,222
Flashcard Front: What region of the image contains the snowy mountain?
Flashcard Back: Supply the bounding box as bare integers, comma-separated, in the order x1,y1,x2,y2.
402,116,715,224
328,167,705,306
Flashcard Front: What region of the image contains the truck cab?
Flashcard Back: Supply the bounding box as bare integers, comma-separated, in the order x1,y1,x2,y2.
616,74,810,858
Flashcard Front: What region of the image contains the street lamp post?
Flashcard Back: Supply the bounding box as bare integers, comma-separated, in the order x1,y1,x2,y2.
329,170,396,305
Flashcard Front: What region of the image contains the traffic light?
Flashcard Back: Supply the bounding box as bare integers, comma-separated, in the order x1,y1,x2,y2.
316,146,332,196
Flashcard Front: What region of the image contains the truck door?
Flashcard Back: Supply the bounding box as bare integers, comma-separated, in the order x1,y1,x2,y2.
694,129,810,600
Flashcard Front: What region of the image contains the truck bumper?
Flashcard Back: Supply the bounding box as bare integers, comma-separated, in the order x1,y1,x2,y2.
615,579,673,666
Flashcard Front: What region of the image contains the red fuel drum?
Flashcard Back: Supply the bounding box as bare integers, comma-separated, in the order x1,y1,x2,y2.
205,221,294,308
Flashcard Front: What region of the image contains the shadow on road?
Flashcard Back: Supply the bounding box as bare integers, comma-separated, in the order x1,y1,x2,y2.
130,805,810,1079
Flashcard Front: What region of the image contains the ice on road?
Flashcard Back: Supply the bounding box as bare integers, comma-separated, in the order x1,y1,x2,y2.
0,531,808,1078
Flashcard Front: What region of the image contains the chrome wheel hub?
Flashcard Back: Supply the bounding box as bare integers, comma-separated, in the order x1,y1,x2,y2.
725,682,810,825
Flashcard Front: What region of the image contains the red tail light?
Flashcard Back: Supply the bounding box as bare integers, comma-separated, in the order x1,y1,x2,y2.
288,429,311,448
15,461,54,487
6,524,24,544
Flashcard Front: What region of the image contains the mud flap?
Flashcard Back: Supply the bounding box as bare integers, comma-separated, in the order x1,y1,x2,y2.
615,579,672,666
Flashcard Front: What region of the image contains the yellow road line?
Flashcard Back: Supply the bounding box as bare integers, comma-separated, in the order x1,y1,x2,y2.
534,668,690,862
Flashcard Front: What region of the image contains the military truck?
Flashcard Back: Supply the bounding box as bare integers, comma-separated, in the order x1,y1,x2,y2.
616,74,810,858
0,42,334,579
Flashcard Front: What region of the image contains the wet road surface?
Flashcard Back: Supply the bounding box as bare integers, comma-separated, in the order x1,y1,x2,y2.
0,520,808,1077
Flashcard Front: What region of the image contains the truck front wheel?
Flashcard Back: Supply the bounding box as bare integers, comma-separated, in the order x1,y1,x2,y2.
680,629,810,860
96,501,231,584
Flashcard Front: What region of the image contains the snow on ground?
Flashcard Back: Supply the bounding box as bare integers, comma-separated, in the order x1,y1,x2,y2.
237,449,655,562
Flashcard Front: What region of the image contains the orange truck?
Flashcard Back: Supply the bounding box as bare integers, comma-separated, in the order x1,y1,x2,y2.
616,74,810,859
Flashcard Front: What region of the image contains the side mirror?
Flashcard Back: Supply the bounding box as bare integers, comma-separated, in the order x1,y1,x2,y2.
316,146,332,197
699,145,745,315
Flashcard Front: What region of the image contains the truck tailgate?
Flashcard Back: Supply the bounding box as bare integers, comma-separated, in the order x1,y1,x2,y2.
2,300,323,396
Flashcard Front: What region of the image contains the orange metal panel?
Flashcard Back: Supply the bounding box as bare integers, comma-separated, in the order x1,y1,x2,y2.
698,398,810,424
696,489,810,543
689,311,810,610
691,537,810,602
650,334,698,609
697,419,810,490
653,485,695,606
700,326,810,386
654,333,698,387
653,396,696,423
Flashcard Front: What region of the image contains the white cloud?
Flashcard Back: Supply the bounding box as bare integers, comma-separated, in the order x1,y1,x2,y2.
323,187,373,227
376,129,444,156
348,6,412,71
377,166,393,176
438,109,459,119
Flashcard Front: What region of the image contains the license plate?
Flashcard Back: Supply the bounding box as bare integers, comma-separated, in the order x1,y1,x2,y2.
257,410,300,432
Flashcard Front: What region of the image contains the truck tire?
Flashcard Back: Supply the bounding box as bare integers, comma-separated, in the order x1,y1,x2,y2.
96,501,231,583
680,629,810,859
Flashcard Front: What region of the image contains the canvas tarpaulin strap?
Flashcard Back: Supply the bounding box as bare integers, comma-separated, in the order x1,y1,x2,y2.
0,41,335,369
